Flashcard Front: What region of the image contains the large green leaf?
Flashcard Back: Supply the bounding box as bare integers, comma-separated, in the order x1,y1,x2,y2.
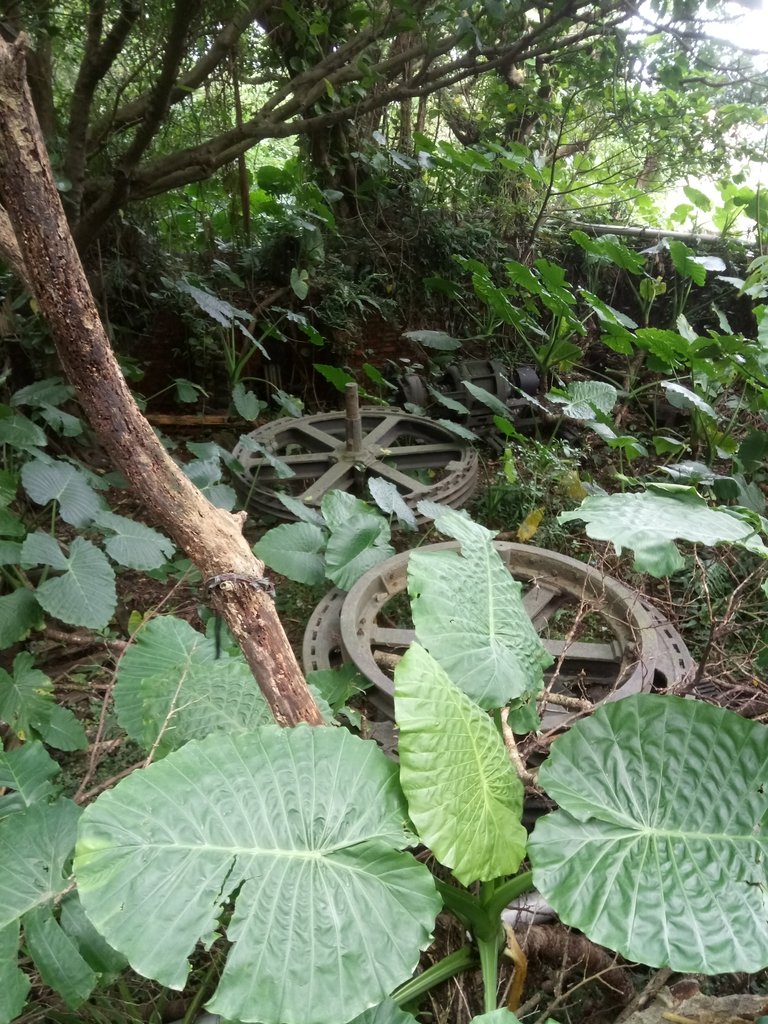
395,644,526,885
0,410,47,452
0,506,25,535
0,922,29,1023
409,507,551,707
635,327,689,368
39,404,83,437
548,380,617,420
350,1000,418,1024
237,435,295,479
462,381,510,418
276,492,325,525
11,377,74,409
661,380,717,420
21,459,103,526
402,329,462,350
558,487,768,577
58,892,127,980
75,728,440,1024
183,458,237,510
323,490,395,590
0,589,43,650
0,800,93,1018
22,534,117,629
368,477,417,531
669,239,707,285
321,489,381,530
0,653,87,750
253,521,327,584
471,1012,523,1024
0,741,60,817
0,540,22,564
325,512,395,590
529,694,768,974
94,511,175,570
115,616,272,754
232,382,267,420
23,904,98,1008
0,469,17,507
570,230,645,274
0,799,81,928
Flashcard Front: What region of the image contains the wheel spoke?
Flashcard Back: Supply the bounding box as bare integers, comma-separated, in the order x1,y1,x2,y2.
282,422,342,449
368,460,431,494
300,462,356,503
247,451,335,468
523,585,562,621
359,416,402,447
375,442,463,459
541,639,623,662
371,626,416,647
244,453,335,484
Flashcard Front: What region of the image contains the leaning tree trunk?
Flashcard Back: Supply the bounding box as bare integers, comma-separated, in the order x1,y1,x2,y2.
0,34,323,728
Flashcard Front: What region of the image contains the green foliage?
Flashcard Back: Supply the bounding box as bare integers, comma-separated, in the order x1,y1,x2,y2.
547,380,618,421
0,742,60,816
0,799,99,1011
254,489,395,591
529,694,768,972
93,511,176,571
395,644,527,885
559,485,768,576
455,256,586,375
114,616,272,756
402,329,462,351
0,389,178,660
409,506,551,707
0,654,86,751
1,492,766,1022
20,533,117,630
22,459,103,527
74,728,441,1024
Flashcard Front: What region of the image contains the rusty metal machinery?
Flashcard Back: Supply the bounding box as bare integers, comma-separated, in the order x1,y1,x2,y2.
232,383,478,521
303,542,694,727
399,360,541,434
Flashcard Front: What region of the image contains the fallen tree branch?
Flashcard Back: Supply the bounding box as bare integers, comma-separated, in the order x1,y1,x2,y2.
0,33,323,728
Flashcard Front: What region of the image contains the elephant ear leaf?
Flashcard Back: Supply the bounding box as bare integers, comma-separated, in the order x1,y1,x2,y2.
558,487,768,577
409,506,551,707
529,694,768,974
75,727,440,1024
396,644,526,885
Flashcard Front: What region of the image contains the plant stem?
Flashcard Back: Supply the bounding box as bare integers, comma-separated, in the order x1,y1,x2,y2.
390,945,477,1006
481,871,534,919
476,880,504,1012
183,959,219,1024
477,933,501,1013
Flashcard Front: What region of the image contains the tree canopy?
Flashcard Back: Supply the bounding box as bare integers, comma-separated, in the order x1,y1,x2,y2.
1,0,766,279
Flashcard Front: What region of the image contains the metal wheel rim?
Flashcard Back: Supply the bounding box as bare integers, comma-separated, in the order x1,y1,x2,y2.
303,542,694,724
232,407,478,521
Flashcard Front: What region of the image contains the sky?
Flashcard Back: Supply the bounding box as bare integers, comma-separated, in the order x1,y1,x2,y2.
706,0,768,61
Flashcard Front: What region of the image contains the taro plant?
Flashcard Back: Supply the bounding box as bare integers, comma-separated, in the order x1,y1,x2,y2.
455,256,586,379
165,276,321,418
0,382,191,755
253,481,420,591
1,504,766,1024
559,482,768,577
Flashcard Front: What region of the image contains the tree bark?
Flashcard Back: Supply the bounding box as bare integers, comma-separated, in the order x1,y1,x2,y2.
0,35,323,728
63,0,141,218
